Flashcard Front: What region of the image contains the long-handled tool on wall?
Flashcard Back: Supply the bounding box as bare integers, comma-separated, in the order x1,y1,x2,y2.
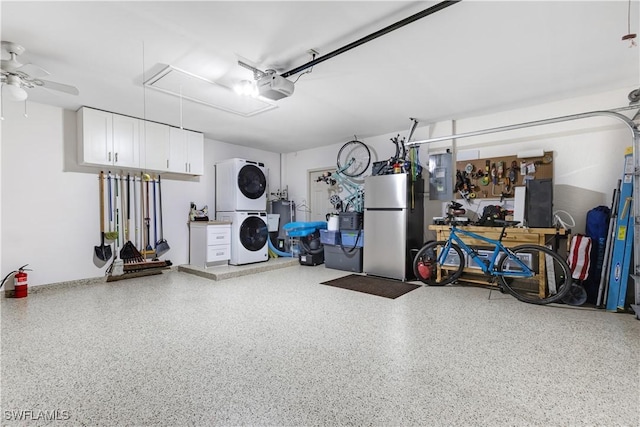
155,175,170,257
105,171,118,241
142,173,155,259
120,173,144,263
152,176,158,258
94,171,112,262
133,173,140,251
110,174,124,276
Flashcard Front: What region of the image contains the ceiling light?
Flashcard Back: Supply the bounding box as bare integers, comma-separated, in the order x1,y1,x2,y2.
3,81,28,101
234,80,258,97
145,66,277,117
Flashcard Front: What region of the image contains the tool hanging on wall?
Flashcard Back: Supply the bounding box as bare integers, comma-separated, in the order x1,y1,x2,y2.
154,175,170,257
133,174,140,250
105,172,118,241
120,174,144,263
142,173,155,258
94,171,112,262
109,174,124,276
152,176,158,259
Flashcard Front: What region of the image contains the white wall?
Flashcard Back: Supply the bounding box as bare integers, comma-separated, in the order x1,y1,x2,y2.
2,86,636,287
283,86,638,238
282,120,454,222
0,101,280,287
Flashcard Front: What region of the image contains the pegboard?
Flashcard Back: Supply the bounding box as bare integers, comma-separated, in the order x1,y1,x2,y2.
455,151,553,199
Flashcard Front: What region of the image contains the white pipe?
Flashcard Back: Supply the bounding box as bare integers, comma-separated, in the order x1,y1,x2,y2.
406,105,639,147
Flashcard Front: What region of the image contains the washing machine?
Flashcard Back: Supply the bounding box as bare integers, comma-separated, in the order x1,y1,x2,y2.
216,211,269,265
216,158,267,211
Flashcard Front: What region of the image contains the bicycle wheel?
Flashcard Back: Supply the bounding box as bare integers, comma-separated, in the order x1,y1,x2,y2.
413,241,465,286
337,140,371,177
497,245,573,304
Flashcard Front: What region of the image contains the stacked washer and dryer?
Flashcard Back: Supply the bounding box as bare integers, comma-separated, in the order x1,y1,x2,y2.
215,158,269,265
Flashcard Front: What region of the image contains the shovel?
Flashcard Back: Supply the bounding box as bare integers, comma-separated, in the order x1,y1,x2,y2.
94,171,113,262
155,175,170,257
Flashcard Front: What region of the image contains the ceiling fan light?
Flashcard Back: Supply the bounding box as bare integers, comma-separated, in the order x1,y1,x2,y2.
4,82,28,101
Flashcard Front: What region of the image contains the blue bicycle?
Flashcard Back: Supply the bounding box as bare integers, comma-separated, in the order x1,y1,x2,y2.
412,220,573,304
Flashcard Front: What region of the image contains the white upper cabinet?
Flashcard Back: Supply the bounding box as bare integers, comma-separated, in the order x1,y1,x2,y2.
78,106,203,175
112,114,140,168
78,107,140,168
168,127,188,173
78,107,113,166
186,130,204,175
169,127,204,175
141,121,171,172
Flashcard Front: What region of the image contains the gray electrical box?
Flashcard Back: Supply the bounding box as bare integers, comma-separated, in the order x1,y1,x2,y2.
429,153,453,201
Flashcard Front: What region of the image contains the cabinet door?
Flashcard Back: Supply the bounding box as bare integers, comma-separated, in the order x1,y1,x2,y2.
112,114,140,168
186,130,204,175
79,107,113,166
169,127,188,173
142,121,170,172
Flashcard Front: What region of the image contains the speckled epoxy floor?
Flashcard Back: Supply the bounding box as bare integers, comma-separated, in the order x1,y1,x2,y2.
1,265,639,426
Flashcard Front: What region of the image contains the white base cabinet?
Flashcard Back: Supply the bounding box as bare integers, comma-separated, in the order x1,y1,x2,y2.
189,222,231,268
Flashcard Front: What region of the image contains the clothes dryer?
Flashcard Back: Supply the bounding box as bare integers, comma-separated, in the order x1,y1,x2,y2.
216,211,269,265
216,158,267,211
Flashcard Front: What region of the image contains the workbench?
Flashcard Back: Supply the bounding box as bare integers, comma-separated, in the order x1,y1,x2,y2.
428,224,569,293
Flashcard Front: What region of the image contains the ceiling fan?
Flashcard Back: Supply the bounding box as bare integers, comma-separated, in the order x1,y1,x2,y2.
1,41,79,102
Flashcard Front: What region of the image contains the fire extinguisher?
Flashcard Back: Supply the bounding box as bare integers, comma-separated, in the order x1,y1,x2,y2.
0,264,31,298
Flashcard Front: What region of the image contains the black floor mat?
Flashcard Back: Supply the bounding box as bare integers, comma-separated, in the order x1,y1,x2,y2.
320,274,421,299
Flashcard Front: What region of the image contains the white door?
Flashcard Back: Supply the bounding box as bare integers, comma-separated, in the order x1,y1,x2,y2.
308,167,338,222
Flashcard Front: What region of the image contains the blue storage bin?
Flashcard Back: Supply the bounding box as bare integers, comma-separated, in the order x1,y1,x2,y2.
340,230,364,248
283,221,327,237
320,229,341,245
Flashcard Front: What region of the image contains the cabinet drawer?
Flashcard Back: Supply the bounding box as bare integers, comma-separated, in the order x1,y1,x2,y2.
207,244,230,262
207,227,231,244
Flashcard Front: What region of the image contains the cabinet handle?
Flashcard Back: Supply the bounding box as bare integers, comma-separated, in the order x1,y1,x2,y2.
189,163,191,172
115,152,118,163
108,152,112,162
167,159,169,168
185,162,188,172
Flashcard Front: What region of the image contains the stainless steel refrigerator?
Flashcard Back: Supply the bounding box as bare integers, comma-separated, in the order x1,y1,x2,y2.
363,174,424,281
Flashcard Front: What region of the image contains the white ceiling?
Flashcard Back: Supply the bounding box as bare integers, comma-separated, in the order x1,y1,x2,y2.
2,1,639,153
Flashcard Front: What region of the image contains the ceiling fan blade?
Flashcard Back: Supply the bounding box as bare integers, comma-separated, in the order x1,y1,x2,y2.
34,79,79,95
18,63,50,78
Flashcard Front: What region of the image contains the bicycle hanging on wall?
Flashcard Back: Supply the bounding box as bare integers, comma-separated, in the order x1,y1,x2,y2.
317,138,371,213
